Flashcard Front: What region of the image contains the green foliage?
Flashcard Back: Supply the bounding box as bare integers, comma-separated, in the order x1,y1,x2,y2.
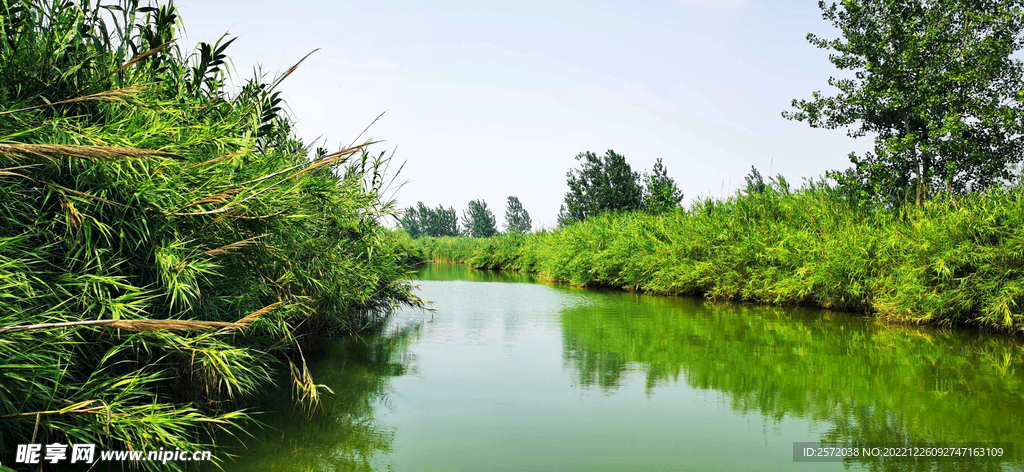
503,196,532,233
743,166,767,195
461,199,497,238
415,236,488,264
421,202,459,237
415,185,1024,333
784,0,1024,205
558,149,643,226
399,205,424,238
400,202,459,237
0,0,416,469
643,158,683,213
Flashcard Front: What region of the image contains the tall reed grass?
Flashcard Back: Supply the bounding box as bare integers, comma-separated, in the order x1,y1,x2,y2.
0,0,418,469
416,182,1024,332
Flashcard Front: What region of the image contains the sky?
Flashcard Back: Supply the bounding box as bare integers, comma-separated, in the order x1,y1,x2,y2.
175,0,873,229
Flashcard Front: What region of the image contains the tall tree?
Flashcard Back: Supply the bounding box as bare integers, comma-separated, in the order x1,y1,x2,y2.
743,166,767,195
399,205,422,238
432,204,460,237
643,158,684,213
504,196,533,233
410,202,459,237
784,0,1024,205
461,199,498,238
558,149,644,226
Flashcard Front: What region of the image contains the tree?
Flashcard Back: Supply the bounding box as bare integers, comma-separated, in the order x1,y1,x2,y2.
784,0,1024,205
399,205,423,238
403,202,458,237
504,196,533,233
427,204,460,237
743,166,767,195
643,158,684,213
558,149,644,226
461,199,497,238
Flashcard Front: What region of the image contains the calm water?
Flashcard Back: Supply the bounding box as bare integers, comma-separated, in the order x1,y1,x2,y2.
220,264,1024,471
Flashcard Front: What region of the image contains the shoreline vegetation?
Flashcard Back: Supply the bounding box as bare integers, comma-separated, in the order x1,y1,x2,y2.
408,0,1024,339
410,181,1024,334
1,0,418,469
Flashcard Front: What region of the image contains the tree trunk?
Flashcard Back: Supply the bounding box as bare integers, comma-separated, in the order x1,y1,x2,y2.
921,152,931,202
910,142,922,206
907,121,924,206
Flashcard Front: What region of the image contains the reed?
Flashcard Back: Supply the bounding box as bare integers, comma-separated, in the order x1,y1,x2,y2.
0,0,419,469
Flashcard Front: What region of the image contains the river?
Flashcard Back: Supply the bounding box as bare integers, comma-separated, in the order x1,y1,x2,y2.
219,263,1024,471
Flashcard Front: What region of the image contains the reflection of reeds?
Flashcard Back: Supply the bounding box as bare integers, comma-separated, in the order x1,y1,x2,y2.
1,0,419,469
221,323,418,470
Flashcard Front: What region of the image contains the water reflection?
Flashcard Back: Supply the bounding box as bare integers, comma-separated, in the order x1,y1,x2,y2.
220,265,1024,471
219,323,419,471
559,294,1024,469
413,263,537,284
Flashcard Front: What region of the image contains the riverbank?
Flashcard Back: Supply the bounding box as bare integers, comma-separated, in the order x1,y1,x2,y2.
413,184,1024,333
0,2,417,470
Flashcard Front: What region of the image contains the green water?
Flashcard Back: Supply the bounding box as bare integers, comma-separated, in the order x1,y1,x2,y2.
221,264,1024,471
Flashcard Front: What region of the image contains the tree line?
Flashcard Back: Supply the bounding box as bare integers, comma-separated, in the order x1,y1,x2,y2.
401,152,685,237
401,196,533,238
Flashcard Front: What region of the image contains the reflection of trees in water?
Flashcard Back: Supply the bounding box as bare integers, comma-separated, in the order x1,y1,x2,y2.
559,296,1024,470
220,323,421,472
415,263,537,284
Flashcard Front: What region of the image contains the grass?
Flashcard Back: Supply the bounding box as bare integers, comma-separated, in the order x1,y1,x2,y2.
0,0,419,469
414,181,1024,333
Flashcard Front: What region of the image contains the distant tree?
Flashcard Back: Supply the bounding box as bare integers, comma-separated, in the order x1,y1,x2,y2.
503,196,533,233
432,204,460,237
642,158,683,213
399,205,423,238
743,166,767,195
558,149,643,226
461,199,497,238
784,0,1024,205
409,202,459,237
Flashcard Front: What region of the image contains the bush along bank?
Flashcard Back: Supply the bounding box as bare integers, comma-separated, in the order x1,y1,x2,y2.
0,0,419,469
414,182,1024,333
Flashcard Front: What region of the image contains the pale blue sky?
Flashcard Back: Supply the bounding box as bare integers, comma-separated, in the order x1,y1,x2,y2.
176,0,871,229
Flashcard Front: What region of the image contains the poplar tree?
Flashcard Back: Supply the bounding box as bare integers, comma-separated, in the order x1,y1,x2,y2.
504,196,533,233
643,158,684,213
461,199,498,237
399,205,422,238
402,202,459,237
784,0,1024,204
558,149,643,225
